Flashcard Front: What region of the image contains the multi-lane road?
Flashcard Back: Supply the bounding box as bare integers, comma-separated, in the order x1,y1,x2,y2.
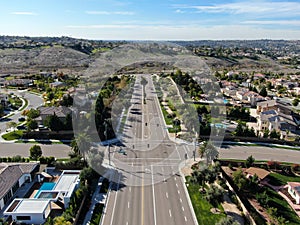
101,75,197,225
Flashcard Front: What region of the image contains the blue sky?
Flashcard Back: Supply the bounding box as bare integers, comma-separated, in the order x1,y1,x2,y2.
1,0,300,40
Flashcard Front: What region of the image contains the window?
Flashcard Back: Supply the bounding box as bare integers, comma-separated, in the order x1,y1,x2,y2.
16,216,31,220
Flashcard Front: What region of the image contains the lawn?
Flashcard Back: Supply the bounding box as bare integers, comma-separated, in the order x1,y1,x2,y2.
2,130,23,140
186,181,225,225
268,172,300,186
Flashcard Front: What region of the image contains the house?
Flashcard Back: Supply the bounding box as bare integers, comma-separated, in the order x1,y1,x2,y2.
256,99,292,115
49,81,65,89
4,170,80,224
36,106,72,125
0,163,39,211
287,182,300,204
4,79,33,88
257,109,298,137
245,167,270,181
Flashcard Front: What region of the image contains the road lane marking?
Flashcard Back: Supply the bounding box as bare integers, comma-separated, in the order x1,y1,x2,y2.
151,165,157,225
169,209,172,217
176,183,178,188
166,192,168,198
128,201,130,208
141,166,145,225
174,177,177,181
180,198,182,203
185,216,187,222
178,190,180,194
110,173,121,225
182,206,185,211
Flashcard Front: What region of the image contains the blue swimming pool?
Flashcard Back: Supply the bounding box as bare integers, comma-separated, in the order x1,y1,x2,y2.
34,182,55,198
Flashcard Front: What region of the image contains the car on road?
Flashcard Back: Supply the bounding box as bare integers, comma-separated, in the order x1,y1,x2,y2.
17,125,27,130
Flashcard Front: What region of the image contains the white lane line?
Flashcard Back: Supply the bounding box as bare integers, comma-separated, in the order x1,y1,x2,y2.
109,174,121,225
128,201,130,209
175,145,181,160
169,209,172,218
166,192,168,198
180,198,182,203
151,165,157,225
178,190,180,194
184,216,187,222
129,187,131,192
174,177,177,181
182,206,185,211
176,183,178,188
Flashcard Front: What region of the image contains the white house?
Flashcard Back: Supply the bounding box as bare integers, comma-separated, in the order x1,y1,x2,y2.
287,182,300,204
4,170,80,224
4,199,52,224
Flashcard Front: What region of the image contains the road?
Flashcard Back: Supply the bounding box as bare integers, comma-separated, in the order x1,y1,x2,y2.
0,89,43,133
0,142,71,158
219,145,300,164
101,75,197,225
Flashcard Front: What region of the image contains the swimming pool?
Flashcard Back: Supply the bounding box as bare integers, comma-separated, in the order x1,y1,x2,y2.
34,182,55,198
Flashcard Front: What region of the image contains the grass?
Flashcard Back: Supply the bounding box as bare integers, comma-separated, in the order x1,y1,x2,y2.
268,172,300,186
18,98,28,111
186,181,225,225
264,187,300,225
2,130,23,140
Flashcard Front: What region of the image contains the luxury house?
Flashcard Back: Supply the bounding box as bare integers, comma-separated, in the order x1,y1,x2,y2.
4,170,80,224
35,106,72,125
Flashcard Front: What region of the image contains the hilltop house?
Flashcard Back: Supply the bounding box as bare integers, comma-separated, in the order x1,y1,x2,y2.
245,167,270,182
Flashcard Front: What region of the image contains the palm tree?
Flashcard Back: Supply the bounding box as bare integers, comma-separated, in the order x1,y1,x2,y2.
71,133,91,159
199,141,219,165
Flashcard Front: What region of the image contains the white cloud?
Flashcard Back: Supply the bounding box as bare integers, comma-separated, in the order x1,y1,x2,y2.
242,20,300,26
85,11,135,15
66,24,300,40
11,12,37,16
173,1,300,17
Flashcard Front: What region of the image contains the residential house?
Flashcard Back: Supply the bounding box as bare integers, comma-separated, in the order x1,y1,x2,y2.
257,109,298,137
236,90,265,106
287,182,300,204
4,79,33,88
36,106,72,125
0,163,39,211
4,170,80,224
49,81,65,89
256,99,292,115
245,167,270,182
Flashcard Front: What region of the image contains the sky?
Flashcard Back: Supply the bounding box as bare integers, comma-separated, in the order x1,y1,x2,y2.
1,0,300,40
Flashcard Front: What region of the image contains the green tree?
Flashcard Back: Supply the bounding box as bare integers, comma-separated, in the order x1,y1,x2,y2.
269,129,280,139
44,114,64,132
232,168,247,190
29,145,42,161
259,85,268,97
203,141,219,165
72,133,91,158
204,185,224,209
79,167,95,185
216,216,240,225
27,119,38,131
26,108,40,119
292,98,299,107
53,216,72,225
245,155,255,168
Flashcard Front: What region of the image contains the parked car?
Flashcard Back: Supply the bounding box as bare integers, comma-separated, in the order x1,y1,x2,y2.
18,117,25,122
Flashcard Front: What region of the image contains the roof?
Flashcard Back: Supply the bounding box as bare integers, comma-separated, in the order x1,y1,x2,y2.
39,106,71,118
4,199,50,214
245,167,270,180
288,182,300,196
0,163,38,199
53,171,80,197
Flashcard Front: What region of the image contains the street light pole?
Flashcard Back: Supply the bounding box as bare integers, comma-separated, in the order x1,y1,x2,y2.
104,120,111,165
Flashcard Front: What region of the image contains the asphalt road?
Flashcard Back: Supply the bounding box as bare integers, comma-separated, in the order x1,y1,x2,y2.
219,145,300,164
0,89,43,133
0,142,71,158
101,75,197,225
